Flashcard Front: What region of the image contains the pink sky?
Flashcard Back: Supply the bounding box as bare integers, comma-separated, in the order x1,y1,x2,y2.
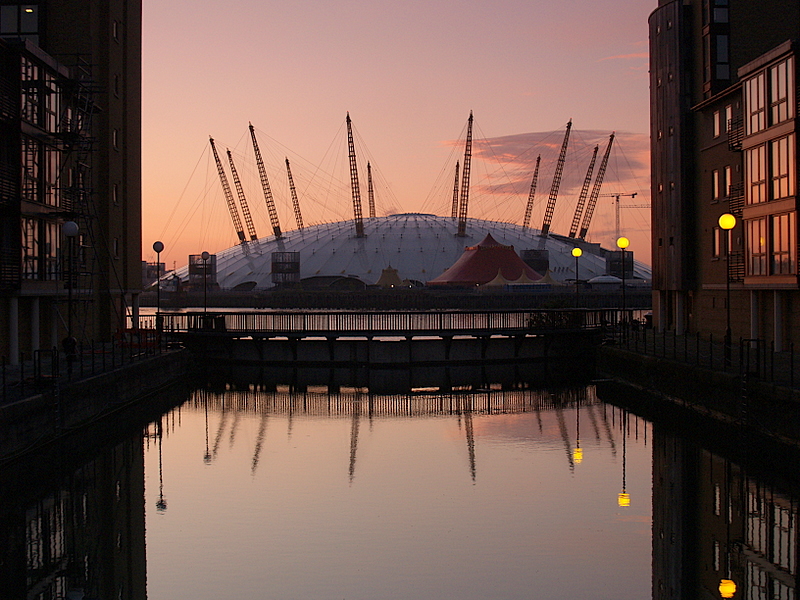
142,0,653,270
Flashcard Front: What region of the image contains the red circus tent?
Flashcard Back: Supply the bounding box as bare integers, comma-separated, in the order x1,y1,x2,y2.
427,233,541,287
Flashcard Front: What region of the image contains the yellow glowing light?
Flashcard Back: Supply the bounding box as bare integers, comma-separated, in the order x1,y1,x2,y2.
718,213,736,230
24,8,34,12
573,447,583,463
616,236,630,250
618,492,631,507
572,247,582,258
719,579,736,598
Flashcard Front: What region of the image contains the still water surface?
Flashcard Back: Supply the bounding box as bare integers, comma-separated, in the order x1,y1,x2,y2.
143,386,651,599
7,380,799,599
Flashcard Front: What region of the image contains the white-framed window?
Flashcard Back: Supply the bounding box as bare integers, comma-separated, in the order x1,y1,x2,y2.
746,217,768,275
769,56,794,125
745,71,766,134
771,134,795,200
745,144,767,204
771,212,796,274
724,166,732,197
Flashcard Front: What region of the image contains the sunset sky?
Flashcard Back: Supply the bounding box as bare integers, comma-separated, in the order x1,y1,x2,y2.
142,0,654,270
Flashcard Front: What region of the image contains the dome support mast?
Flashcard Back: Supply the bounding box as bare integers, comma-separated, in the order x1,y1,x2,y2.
540,120,572,237
522,155,540,229
285,158,304,230
568,144,599,238
578,132,615,240
346,113,365,238
249,123,282,239
209,136,246,244
226,149,258,241
457,111,474,237
367,161,376,219
450,161,460,220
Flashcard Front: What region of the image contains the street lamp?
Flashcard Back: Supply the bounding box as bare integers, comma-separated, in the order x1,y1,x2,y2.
63,221,79,375
201,251,210,324
572,247,582,308
719,213,736,368
616,236,630,333
153,241,164,338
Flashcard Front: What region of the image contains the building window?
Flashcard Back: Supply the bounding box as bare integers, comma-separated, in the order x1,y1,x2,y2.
745,144,767,204
724,104,732,132
713,110,721,138
771,212,796,274
712,227,723,258
712,169,720,200
771,134,795,200
724,166,732,197
112,128,119,149
769,57,794,125
745,72,766,135
746,218,768,275
113,183,120,206
112,20,119,41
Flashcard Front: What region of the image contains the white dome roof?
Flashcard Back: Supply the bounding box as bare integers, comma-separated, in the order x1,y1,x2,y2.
177,214,651,289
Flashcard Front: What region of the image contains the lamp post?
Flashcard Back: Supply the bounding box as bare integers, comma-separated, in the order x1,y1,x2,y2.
62,221,79,375
201,251,210,326
572,247,582,308
153,241,164,339
616,236,630,335
719,213,736,368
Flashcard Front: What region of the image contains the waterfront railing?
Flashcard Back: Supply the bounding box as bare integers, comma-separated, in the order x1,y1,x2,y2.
139,308,625,338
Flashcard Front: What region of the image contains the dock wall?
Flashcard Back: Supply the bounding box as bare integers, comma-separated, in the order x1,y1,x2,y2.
0,350,189,463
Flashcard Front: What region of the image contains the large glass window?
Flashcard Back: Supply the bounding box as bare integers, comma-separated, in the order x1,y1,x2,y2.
771,212,796,275
770,57,794,125
0,5,38,40
771,134,795,200
746,218,767,276
745,72,766,134
21,136,39,202
21,217,38,279
745,144,767,204
712,169,720,200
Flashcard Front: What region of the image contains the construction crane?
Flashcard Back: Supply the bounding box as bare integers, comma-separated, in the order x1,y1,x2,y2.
285,158,304,230
600,192,649,240
226,149,258,241
209,137,246,244
457,111,474,237
522,155,540,229
249,123,282,239
540,120,572,238
568,145,599,238
367,162,376,218
346,112,365,237
578,132,615,240
450,161,460,220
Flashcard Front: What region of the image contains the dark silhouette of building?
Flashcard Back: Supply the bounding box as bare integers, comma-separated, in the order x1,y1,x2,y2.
0,0,142,363
649,0,799,348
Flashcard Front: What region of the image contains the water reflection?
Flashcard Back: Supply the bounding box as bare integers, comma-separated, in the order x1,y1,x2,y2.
1,378,798,599
0,434,147,599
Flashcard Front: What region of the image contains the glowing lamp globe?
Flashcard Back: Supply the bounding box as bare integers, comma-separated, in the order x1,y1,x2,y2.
719,579,736,598
572,247,582,258
616,236,630,250
719,213,736,230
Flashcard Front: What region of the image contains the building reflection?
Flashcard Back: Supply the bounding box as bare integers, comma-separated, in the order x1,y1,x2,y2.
652,426,798,600
0,435,147,599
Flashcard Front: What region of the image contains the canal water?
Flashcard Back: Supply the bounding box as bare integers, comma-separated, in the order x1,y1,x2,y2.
2,377,798,599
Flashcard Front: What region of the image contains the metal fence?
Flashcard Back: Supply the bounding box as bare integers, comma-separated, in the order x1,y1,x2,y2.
618,325,798,389
139,308,630,337
1,328,163,406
